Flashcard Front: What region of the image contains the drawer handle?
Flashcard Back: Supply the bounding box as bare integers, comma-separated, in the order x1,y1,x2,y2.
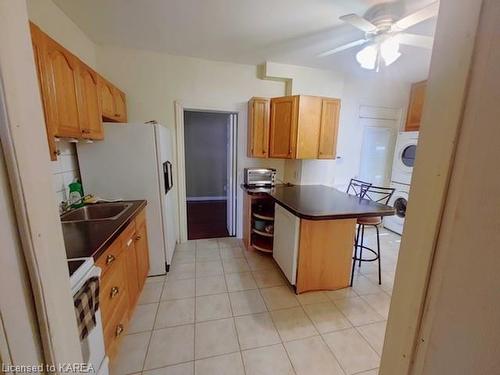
135,234,142,241
115,324,124,337
110,286,120,299
126,238,134,247
106,254,116,265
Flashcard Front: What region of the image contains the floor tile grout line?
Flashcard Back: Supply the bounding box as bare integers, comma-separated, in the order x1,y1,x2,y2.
353,323,386,358
140,278,166,373
221,266,247,375
317,331,349,375
146,237,396,374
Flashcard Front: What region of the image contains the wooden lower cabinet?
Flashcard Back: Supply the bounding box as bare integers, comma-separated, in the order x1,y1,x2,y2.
97,207,150,358
134,210,149,290
295,218,355,293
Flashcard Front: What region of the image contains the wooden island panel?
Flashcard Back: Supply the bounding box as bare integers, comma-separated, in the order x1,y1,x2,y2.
296,218,356,293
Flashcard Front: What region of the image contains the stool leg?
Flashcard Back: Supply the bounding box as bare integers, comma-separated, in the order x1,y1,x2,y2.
376,225,382,285
350,224,361,286
359,224,365,267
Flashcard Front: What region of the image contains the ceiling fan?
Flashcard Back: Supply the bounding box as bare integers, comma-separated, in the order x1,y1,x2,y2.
318,2,439,71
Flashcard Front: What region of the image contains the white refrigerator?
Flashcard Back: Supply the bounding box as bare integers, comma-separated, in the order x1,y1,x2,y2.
77,122,178,276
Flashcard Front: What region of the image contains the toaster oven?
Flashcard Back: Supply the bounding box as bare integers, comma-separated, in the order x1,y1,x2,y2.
244,168,276,187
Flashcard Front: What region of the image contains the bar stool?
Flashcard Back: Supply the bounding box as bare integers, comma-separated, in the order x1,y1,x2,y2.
346,178,372,198
350,185,395,286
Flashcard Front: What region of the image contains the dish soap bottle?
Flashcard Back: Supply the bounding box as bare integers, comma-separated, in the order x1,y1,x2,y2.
68,180,84,208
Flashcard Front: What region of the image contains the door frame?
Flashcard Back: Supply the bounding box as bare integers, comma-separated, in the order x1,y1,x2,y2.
0,0,83,369
380,0,483,373
174,101,239,242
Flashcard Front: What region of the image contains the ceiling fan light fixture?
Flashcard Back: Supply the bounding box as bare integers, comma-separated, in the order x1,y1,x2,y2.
380,37,401,66
356,44,378,70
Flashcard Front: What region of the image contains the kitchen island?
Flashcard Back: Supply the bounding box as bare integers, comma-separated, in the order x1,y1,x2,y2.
244,185,395,293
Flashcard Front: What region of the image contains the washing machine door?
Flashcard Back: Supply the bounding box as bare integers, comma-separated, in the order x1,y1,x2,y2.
390,190,409,225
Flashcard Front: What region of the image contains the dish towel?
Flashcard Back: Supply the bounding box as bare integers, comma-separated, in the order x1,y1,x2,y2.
74,276,100,341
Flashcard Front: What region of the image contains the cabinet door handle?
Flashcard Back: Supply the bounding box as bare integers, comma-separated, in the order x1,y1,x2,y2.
126,238,133,247
135,234,142,241
106,254,116,265
115,324,124,337
110,286,120,299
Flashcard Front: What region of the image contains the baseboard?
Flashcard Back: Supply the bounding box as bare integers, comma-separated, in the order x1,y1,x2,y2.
186,196,227,202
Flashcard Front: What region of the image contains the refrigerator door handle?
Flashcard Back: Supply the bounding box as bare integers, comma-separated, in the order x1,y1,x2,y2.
163,161,173,194
167,161,173,191
163,161,170,194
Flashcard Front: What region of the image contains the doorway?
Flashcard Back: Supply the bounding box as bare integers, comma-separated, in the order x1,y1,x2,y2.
183,110,237,240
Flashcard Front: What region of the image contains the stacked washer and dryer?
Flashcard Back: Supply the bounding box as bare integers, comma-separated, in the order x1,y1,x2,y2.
383,131,419,235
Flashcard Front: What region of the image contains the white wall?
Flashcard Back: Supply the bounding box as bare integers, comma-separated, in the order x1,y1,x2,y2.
27,0,97,68
335,75,411,189
95,45,287,237
27,1,415,236
27,0,93,204
263,62,412,189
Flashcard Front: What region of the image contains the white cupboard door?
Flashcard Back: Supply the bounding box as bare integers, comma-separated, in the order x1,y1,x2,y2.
273,204,300,285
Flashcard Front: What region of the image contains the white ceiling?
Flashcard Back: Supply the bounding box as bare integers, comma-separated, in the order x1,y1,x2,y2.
53,0,437,81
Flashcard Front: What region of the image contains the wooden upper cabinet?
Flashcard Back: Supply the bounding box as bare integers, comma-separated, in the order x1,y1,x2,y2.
99,76,128,123
247,97,270,158
30,23,58,161
43,34,82,139
296,96,322,159
269,95,340,160
78,62,104,140
99,77,115,119
318,98,341,159
113,88,127,122
29,22,129,159
405,80,427,131
269,96,299,158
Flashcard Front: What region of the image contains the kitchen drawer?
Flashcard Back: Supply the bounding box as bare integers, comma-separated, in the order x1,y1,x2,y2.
103,287,129,358
119,220,137,249
100,255,128,323
95,237,124,275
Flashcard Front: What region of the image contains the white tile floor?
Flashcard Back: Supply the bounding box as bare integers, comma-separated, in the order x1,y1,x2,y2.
111,228,401,375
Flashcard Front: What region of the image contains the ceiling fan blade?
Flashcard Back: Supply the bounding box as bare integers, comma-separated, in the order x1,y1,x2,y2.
340,14,377,33
317,39,368,57
392,2,439,31
397,33,434,49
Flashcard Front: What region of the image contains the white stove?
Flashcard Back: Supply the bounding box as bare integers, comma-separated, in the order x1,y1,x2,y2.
68,258,109,375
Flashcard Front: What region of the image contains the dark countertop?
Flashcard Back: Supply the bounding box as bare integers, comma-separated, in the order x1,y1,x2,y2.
267,185,395,220
62,200,147,260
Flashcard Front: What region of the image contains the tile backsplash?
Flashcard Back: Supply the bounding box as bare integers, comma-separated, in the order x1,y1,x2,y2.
52,140,80,206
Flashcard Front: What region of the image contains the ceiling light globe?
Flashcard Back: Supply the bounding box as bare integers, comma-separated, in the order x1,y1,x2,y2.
356,45,377,70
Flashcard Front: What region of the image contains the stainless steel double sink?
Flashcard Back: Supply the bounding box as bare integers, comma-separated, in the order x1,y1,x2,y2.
61,202,132,223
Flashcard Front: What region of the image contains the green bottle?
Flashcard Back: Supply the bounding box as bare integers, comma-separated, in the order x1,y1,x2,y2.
68,180,84,208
